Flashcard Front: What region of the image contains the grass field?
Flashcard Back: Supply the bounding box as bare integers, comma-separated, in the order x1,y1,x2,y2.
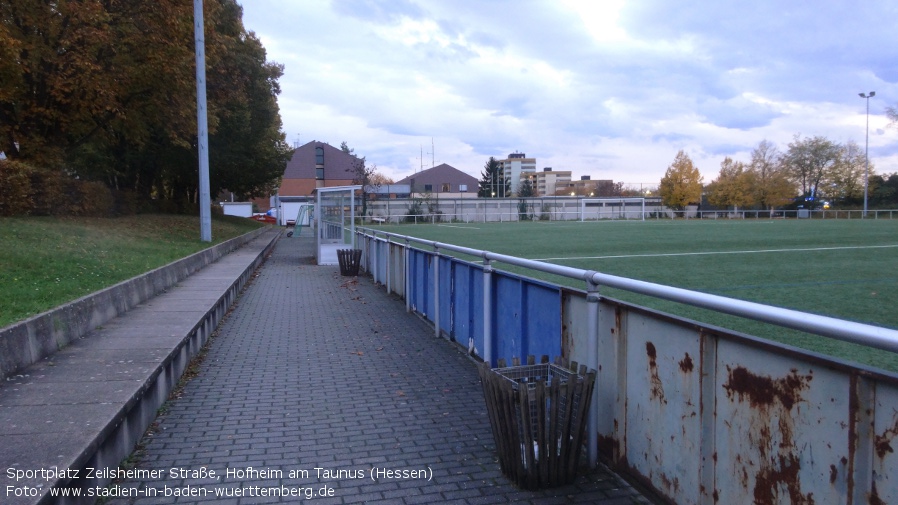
372,219,898,372
0,215,263,328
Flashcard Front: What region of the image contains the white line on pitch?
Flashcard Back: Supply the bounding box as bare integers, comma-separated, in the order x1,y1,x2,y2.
531,244,898,261
437,224,481,230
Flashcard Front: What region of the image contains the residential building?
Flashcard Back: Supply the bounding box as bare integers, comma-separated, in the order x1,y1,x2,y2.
556,176,618,196
279,141,359,197
395,163,479,198
497,152,536,195
531,167,572,197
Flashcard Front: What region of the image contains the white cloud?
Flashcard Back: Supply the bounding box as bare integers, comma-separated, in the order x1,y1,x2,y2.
240,0,898,184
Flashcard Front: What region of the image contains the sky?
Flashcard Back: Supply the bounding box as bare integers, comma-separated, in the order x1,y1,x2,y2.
239,0,898,188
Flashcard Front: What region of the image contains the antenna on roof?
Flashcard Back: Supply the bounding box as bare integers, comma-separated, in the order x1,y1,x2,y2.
427,137,434,169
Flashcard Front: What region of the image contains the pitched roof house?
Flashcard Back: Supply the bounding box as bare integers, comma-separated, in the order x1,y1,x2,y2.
279,141,360,196
395,164,479,197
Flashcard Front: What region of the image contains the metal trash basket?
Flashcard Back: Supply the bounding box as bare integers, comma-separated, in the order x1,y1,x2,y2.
478,355,596,489
337,249,362,276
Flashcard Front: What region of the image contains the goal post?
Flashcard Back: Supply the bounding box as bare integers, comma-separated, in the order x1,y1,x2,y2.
579,197,646,221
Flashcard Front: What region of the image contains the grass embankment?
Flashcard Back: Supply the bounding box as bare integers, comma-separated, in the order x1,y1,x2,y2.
372,219,898,372
0,215,264,328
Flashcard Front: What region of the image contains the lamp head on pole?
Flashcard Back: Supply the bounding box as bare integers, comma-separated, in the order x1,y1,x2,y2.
859,91,876,99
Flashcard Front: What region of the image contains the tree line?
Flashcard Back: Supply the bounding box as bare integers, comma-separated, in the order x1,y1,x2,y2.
660,135,898,212
0,0,290,215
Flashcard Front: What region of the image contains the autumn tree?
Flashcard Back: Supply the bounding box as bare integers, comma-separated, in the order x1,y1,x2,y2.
368,172,394,186
747,140,795,212
707,157,754,211
0,0,289,211
782,135,841,202
823,140,869,205
659,150,703,211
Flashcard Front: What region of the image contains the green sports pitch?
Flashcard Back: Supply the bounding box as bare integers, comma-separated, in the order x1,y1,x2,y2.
371,219,898,372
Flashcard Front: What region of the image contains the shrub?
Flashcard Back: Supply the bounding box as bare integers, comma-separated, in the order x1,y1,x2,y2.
79,181,114,216
0,160,34,216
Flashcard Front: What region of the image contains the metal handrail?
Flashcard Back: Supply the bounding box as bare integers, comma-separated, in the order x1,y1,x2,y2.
357,227,898,354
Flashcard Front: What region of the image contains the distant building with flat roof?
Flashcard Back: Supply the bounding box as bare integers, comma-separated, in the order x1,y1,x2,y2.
497,152,536,195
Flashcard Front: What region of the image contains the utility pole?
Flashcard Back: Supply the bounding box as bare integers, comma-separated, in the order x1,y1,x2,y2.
859,91,875,218
194,0,211,242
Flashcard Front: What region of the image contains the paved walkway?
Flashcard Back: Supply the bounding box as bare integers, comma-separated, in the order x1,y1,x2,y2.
106,237,651,504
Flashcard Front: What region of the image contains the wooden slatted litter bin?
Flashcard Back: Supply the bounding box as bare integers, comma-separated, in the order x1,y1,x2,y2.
478,355,596,490
337,249,362,276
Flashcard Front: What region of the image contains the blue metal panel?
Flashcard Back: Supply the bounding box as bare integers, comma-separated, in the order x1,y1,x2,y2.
494,273,522,362
408,248,432,320
522,279,562,360
492,271,561,364
409,249,433,319
449,259,483,355
439,255,452,337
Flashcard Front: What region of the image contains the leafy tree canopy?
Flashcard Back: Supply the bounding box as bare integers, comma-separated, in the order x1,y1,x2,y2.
659,150,703,210
0,0,290,209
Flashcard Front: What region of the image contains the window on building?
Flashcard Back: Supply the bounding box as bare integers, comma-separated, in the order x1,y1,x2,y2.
459,184,468,192
441,183,451,192
315,147,324,165
424,184,433,192
316,168,324,180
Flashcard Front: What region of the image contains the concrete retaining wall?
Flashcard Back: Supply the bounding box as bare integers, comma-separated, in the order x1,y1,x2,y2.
0,227,269,381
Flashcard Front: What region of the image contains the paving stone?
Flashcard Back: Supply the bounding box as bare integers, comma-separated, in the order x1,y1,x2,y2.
105,237,652,505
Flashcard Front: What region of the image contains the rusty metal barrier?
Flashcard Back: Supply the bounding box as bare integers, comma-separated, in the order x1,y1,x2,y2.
355,227,898,505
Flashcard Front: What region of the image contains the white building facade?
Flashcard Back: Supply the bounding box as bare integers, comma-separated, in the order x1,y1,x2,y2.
497,152,536,195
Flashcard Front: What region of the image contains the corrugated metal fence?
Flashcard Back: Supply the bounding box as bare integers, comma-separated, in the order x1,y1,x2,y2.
355,228,898,505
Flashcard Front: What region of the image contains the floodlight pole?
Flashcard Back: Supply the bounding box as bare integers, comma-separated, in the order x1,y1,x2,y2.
195,0,212,242
859,91,875,218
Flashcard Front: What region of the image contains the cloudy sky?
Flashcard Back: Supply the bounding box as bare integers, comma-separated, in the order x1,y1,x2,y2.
239,0,898,187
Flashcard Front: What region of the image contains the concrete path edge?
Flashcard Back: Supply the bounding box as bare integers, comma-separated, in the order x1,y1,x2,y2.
0,226,272,381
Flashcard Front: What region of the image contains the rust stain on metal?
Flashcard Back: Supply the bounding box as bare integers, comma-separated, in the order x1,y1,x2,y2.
874,416,898,459
724,365,816,504
869,481,885,505
658,473,681,495
847,375,858,501
679,352,694,373
598,434,619,460
645,342,666,404
723,366,812,410
829,464,837,484
753,454,815,505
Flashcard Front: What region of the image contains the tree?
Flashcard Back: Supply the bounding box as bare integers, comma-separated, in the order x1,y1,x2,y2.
659,150,703,211
783,135,841,202
518,178,535,197
368,172,394,186
824,140,868,205
341,141,379,217
0,0,289,211
707,157,754,210
478,157,508,197
869,173,898,207
747,140,795,212
887,104,898,130
207,23,292,200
